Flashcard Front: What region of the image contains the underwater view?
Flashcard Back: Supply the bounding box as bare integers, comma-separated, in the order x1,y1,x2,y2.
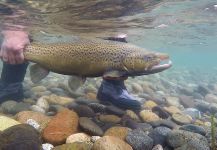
0,0,217,150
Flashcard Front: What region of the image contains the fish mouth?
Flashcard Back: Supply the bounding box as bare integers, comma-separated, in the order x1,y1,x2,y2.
150,59,172,73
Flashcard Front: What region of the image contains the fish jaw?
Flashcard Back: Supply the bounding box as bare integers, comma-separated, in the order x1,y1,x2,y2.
123,52,172,76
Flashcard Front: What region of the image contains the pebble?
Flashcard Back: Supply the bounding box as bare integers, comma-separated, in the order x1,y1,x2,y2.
164,106,181,115
172,113,192,125
195,101,210,112
66,133,91,143
126,110,140,122
91,136,101,143
152,106,170,119
126,129,153,150
148,127,171,146
42,109,79,145
88,103,106,113
85,92,98,101
205,94,217,103
36,96,50,111
10,102,31,114
131,83,143,93
179,95,196,108
104,126,131,140
1,100,17,114
42,143,54,150
0,124,42,150
196,85,210,96
26,119,40,130
45,94,75,106
0,115,20,131
53,142,93,150
99,114,121,124
30,105,46,114
31,86,47,93
140,110,160,122
79,117,104,136
72,104,95,117
152,144,163,150
106,105,125,116
179,124,206,136
167,130,210,150
182,108,201,120
92,136,133,150
143,100,157,109
149,120,177,129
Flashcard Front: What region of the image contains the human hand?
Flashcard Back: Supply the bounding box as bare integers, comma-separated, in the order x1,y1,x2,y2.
0,30,30,64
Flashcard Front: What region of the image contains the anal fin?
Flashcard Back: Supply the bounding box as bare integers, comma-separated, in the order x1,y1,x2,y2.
29,64,49,83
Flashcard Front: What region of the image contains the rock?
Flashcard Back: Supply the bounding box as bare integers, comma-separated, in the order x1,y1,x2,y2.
209,103,217,114
140,110,160,122
126,110,140,122
36,96,49,112
91,136,101,143
104,126,131,140
30,105,46,114
179,95,196,108
31,85,47,93
75,97,97,105
149,120,177,129
142,84,154,96
85,92,97,101
172,113,192,125
196,85,210,96
132,83,143,93
164,106,181,115
42,143,54,150
79,117,103,136
1,100,17,114
152,106,170,119
0,115,20,131
99,115,121,124
167,130,209,150
26,119,40,130
88,103,106,113
192,93,204,99
106,105,125,117
126,129,153,150
182,108,201,120
165,96,181,107
92,136,132,150
53,142,93,150
66,133,91,143
84,84,97,94
179,124,206,136
10,102,31,114
152,144,163,150
15,111,51,127
143,101,157,109
0,124,42,150
45,94,75,106
205,94,217,103
49,104,65,113
148,127,171,146
72,104,95,117
178,87,194,96
42,109,79,145
195,101,210,112
23,98,36,105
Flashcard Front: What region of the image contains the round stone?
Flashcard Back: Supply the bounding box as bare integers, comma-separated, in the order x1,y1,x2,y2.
66,133,91,143
1,100,17,114
140,110,160,122
172,113,192,125
99,115,121,124
104,126,131,140
143,101,157,109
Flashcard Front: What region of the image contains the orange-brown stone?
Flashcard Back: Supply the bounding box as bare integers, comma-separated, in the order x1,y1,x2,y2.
42,108,79,145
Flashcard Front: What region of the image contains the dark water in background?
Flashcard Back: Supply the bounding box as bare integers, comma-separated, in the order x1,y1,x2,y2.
0,0,217,73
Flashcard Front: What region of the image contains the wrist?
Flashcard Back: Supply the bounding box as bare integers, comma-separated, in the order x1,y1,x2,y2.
2,30,29,39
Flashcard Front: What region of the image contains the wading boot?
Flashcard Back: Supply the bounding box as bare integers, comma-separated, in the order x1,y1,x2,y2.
97,78,141,110
0,62,28,103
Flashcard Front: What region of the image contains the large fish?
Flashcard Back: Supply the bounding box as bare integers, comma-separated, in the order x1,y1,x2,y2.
24,35,172,90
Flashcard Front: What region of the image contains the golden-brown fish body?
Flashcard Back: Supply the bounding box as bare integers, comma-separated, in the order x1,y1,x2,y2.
24,36,171,78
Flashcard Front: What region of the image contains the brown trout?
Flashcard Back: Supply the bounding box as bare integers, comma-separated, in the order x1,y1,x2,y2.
24,36,172,90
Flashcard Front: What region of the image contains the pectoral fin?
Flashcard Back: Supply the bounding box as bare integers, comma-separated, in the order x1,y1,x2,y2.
29,64,49,83
68,76,86,91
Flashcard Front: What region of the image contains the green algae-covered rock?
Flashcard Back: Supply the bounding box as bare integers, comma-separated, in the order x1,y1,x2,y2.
0,124,42,150
53,142,93,150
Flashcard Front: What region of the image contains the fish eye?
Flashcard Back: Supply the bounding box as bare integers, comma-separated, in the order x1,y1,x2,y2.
144,56,153,61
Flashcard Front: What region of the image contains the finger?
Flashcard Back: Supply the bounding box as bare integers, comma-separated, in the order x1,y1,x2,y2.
15,52,24,64
8,51,16,64
2,48,9,62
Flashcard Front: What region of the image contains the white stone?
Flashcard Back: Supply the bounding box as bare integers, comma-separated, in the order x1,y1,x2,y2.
156,24,168,28
91,136,101,142
36,96,49,111
26,119,40,130
30,105,46,114
42,143,54,150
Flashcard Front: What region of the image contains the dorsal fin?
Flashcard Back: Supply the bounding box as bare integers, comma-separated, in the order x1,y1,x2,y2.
102,34,128,43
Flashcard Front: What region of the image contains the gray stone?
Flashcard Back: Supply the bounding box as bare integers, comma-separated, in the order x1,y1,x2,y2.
10,102,31,114
1,100,18,114
149,127,171,146
182,108,201,120
30,105,46,114
105,105,125,117
149,120,177,129
167,130,209,150
79,117,103,136
196,85,210,96
126,129,153,150
72,104,95,117
88,103,106,113
179,124,206,136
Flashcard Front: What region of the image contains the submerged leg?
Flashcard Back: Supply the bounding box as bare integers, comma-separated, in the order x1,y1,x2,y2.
0,62,28,103
97,77,141,111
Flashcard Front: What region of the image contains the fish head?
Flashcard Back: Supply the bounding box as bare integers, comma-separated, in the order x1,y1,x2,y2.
123,51,172,76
